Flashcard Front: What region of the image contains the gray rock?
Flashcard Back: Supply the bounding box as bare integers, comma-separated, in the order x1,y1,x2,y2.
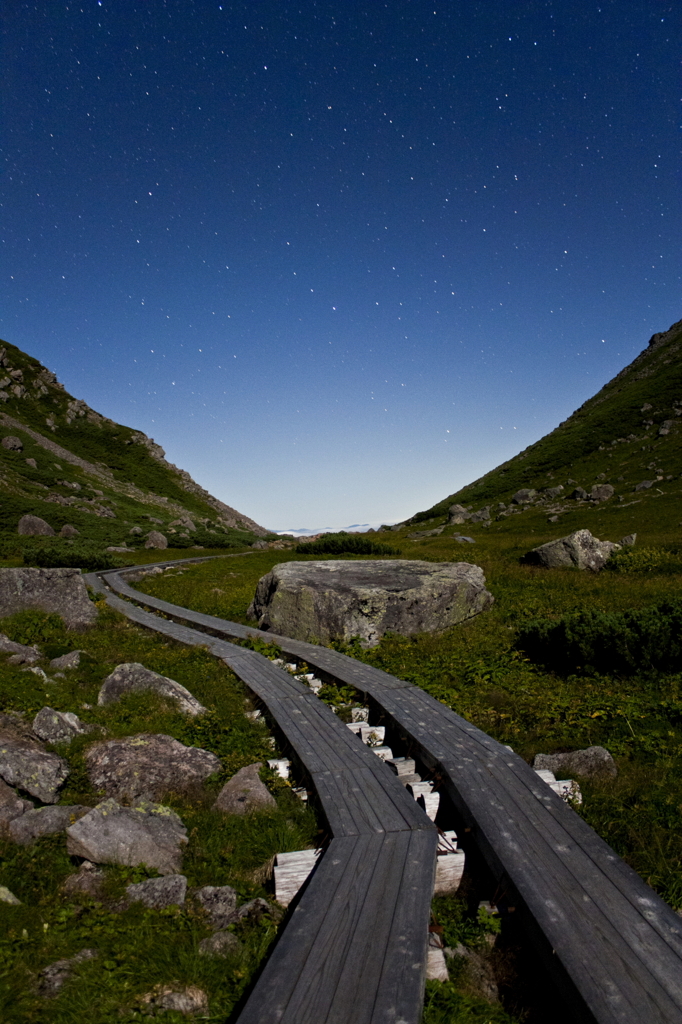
49,650,82,670
213,762,276,815
620,533,637,546
0,567,97,630
169,517,196,532
62,860,106,897
59,524,80,539
0,633,40,664
635,479,654,491
659,420,674,436
38,949,97,997
32,707,86,745
252,540,269,549
522,529,620,572
469,507,491,523
231,897,273,923
25,457,37,468
0,885,21,904
129,526,142,536
2,435,23,451
9,804,90,845
543,486,564,499
145,530,168,550
126,874,187,908
447,503,472,525
534,746,617,780
140,986,208,1015
0,777,31,830
105,546,130,553
407,527,445,538
84,733,221,802
570,487,589,500
0,727,69,803
17,514,55,536
194,885,238,928
511,489,536,504
98,663,207,717
453,535,475,544
199,930,241,958
66,798,188,874
590,484,614,502
247,559,494,646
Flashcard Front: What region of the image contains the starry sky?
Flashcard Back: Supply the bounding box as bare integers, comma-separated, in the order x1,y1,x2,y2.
2,1,680,531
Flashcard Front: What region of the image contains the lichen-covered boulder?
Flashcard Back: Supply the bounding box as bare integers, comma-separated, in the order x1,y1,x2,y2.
98,663,206,717
9,804,90,845
0,567,97,630
32,707,87,745
248,559,493,645
66,798,188,874
126,874,187,908
0,718,69,803
534,746,617,780
85,733,220,802
17,514,54,536
521,529,620,572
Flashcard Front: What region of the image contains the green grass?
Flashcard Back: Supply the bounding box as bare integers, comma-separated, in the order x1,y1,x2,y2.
0,603,320,1021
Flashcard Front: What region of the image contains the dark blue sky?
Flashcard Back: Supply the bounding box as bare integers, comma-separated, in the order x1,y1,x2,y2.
2,1,680,530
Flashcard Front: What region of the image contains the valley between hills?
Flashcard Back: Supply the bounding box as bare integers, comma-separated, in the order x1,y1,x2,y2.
0,320,681,1023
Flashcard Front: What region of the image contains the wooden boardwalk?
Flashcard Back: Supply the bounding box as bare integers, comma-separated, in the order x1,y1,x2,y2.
89,563,682,1024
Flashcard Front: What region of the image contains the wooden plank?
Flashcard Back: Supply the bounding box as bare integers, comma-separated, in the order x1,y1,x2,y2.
310,766,430,837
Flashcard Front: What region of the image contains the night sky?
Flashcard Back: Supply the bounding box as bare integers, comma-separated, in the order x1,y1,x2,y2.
2,2,680,531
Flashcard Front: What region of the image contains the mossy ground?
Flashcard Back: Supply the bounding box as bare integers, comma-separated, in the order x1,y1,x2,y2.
0,602,319,1022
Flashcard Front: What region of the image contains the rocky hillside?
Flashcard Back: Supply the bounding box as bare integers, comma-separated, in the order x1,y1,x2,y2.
408,317,682,525
0,338,268,551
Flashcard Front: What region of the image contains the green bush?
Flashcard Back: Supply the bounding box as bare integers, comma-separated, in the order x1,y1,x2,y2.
295,532,401,556
23,542,122,572
516,600,682,676
606,546,682,575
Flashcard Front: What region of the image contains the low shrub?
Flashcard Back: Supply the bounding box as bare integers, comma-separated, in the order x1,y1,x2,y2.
295,532,401,556
23,542,122,572
516,600,682,676
606,546,682,575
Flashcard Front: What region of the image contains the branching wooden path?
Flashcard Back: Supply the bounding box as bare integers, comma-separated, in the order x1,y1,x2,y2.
86,560,682,1024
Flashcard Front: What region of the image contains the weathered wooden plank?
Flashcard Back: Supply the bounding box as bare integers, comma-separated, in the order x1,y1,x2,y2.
310,766,429,837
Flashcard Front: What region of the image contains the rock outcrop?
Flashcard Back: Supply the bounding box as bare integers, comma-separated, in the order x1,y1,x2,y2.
0,567,97,630
98,663,207,717
522,529,620,572
248,559,494,645
84,733,221,802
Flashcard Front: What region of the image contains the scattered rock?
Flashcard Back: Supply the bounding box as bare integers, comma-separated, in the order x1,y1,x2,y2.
453,535,475,544
635,480,654,491
105,546,130,553
194,885,238,928
0,778,31,831
25,457,37,468
66,798,188,874
129,526,142,536
213,763,277,815
231,896,273,923
0,885,21,904
521,529,620,572
9,804,90,845
62,860,105,897
0,633,40,664
59,524,80,539
84,734,221,802
469,507,491,523
448,503,472,525
0,724,69,803
534,746,617,780
247,559,494,646
570,487,589,500
511,489,536,504
49,650,82,671
2,435,23,451
543,485,564,499
145,530,168,550
407,527,445,538
590,484,614,502
198,930,241,958
140,985,208,1016
38,949,98,997
32,707,87,745
659,420,673,436
98,663,207,717
126,874,187,908
169,517,196,532
251,540,269,549
620,533,637,546
17,514,55,536
0,567,97,630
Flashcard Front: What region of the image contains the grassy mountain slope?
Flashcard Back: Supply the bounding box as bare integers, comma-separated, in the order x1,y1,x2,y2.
409,317,682,523
0,338,269,557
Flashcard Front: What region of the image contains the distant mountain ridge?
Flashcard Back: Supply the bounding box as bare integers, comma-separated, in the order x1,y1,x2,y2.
409,317,682,523
0,338,267,542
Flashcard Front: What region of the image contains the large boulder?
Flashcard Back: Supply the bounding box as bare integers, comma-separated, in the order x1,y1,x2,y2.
2,436,23,452
247,560,494,645
17,514,54,536
447,504,472,525
511,489,536,504
145,531,168,550
213,763,276,815
521,529,620,572
0,717,69,803
534,746,617,780
66,798,188,874
32,707,88,745
0,568,97,630
590,484,614,502
0,633,40,664
84,733,221,802
98,663,207,717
